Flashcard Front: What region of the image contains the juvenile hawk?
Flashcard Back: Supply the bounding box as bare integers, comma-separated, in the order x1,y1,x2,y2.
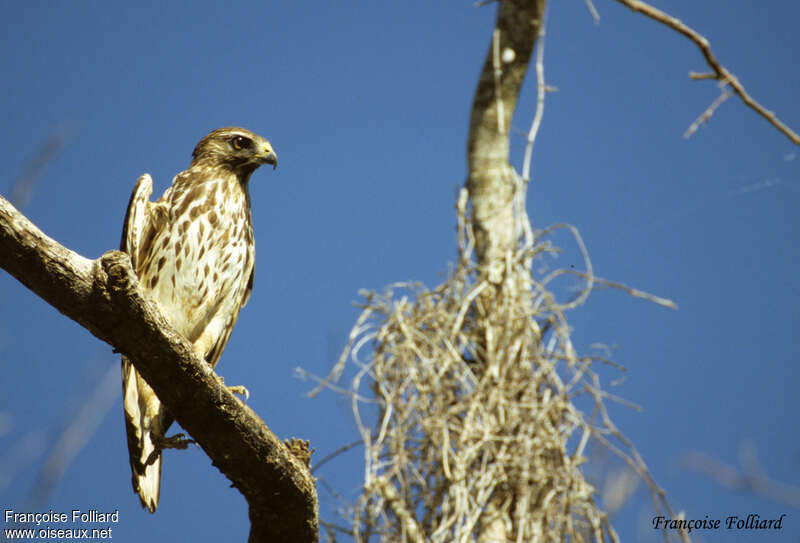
120,127,277,512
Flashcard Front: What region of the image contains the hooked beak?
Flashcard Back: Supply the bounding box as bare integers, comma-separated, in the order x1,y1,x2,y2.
260,148,278,170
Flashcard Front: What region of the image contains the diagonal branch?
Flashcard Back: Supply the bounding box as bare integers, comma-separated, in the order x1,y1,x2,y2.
616,0,800,145
0,194,318,543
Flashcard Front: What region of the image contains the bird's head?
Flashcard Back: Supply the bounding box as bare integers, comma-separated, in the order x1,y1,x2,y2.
191,127,277,178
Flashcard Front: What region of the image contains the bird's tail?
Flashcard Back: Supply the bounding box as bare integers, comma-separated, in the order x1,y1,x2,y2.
121,357,168,513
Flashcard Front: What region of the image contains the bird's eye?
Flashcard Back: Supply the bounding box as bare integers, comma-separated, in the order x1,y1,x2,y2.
232,136,250,150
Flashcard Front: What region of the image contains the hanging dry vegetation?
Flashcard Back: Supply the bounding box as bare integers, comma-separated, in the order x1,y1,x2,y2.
308,0,710,541
315,179,682,542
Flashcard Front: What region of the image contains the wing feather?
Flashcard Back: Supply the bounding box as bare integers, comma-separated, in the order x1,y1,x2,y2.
242,266,254,307
120,174,153,260
120,173,168,512
120,167,255,512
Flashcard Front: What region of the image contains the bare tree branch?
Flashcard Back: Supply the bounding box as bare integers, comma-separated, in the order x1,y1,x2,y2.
682,446,800,510
8,124,74,210
0,194,318,543
584,0,601,24
616,0,800,145
684,86,733,139
23,362,119,510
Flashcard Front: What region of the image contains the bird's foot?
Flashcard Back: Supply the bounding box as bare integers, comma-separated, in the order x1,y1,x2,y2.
216,375,250,402
228,385,250,402
156,433,195,450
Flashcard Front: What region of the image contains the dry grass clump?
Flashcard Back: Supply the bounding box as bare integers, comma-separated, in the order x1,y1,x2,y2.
313,187,683,542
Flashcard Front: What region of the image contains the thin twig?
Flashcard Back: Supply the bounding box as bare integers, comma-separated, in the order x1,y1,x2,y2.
22,361,119,510
521,6,548,184
312,439,364,475
9,124,74,210
616,0,800,145
684,87,733,139
584,0,600,24
571,272,679,310
681,448,800,510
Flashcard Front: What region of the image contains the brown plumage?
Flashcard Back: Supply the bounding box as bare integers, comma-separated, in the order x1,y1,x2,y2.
120,127,277,512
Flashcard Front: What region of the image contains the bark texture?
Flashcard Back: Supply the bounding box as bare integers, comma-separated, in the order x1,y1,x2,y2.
0,194,318,543
467,0,546,280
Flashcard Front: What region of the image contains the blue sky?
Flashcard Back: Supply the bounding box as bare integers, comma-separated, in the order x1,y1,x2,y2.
1,1,798,541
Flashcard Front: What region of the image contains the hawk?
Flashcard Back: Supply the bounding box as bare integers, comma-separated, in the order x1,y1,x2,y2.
120,127,277,512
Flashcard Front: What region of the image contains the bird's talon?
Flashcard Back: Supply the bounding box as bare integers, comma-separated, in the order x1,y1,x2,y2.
217,375,250,402
228,385,250,402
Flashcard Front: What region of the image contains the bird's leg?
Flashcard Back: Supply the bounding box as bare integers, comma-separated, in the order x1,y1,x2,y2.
155,433,195,450
216,375,250,402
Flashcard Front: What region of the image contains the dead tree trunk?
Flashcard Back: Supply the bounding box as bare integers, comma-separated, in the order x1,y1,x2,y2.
467,0,545,283
466,1,546,540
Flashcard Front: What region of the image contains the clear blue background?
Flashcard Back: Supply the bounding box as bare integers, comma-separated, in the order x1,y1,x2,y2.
1,1,798,541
